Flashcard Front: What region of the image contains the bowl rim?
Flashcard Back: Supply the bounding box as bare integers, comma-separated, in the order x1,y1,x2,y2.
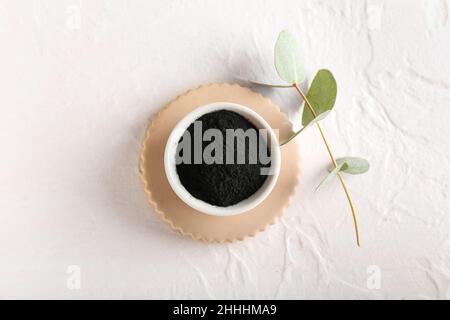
164,102,281,216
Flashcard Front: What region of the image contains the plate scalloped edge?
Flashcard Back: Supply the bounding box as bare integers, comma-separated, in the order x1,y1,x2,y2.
139,83,301,243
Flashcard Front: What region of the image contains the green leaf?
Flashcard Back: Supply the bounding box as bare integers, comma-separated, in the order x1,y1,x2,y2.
316,161,346,191
247,80,293,88
274,30,305,84
280,110,331,146
328,157,369,175
302,69,337,126
304,110,331,128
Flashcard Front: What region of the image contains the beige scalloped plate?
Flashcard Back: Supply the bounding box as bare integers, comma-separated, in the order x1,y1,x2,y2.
139,83,300,242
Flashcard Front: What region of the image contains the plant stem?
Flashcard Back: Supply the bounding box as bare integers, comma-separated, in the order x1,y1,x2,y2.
293,83,361,247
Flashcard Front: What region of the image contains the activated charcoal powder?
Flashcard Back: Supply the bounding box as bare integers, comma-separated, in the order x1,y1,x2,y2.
175,110,271,207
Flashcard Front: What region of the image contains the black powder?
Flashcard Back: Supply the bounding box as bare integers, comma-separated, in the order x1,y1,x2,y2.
176,110,270,207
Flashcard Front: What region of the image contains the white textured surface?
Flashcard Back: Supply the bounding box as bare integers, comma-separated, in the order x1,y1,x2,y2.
0,0,449,299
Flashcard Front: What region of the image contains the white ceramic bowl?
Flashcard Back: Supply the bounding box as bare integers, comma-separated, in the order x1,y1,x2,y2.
164,102,281,216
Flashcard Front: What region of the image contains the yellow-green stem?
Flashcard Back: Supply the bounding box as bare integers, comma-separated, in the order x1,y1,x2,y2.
293,83,361,247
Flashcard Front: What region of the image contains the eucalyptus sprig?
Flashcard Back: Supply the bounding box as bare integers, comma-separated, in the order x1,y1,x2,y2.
250,30,369,247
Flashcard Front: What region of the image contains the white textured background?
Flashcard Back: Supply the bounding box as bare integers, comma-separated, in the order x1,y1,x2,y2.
0,0,449,299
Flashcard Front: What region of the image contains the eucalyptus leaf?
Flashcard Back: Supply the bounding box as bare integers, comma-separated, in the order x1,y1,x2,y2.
305,110,331,127
274,30,305,84
280,111,330,146
248,80,293,88
316,162,347,191
328,157,369,175
280,110,331,146
302,69,337,126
